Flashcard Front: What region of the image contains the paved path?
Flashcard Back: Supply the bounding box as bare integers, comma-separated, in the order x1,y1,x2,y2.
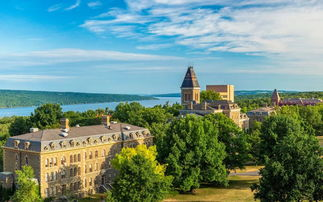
229,170,259,176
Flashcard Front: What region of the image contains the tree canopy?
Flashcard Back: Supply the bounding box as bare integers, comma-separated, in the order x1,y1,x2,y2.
107,145,172,202
12,166,42,202
252,115,323,201
200,90,222,103
159,115,227,192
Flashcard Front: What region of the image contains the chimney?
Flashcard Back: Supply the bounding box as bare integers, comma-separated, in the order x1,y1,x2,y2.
60,118,69,130
102,115,111,127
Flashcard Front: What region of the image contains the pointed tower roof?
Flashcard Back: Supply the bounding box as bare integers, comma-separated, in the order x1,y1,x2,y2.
181,66,200,88
272,89,280,100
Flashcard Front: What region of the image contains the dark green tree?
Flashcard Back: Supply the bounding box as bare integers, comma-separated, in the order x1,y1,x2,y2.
204,113,251,170
30,104,63,129
160,115,227,192
200,90,222,103
108,145,172,202
12,165,42,202
9,116,32,136
252,127,323,201
258,115,305,162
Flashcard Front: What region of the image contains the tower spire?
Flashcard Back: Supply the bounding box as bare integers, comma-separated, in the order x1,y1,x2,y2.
271,89,280,106
180,66,200,105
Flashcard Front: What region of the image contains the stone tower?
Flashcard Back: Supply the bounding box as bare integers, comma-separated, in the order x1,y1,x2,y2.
181,66,200,105
271,89,281,106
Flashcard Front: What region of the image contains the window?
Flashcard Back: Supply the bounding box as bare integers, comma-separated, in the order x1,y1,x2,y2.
74,167,77,176
25,156,28,165
61,156,66,165
46,173,49,182
45,188,49,197
89,164,92,172
70,155,73,163
102,149,106,157
51,172,54,181
54,157,57,166
61,169,66,179
85,178,87,187
89,178,92,186
89,152,93,159
78,167,81,175
78,154,81,162
50,158,53,167
95,150,98,158
45,158,49,167
74,154,77,162
70,168,73,177
95,163,98,171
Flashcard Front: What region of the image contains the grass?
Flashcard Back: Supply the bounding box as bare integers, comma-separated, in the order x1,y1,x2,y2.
164,175,259,202
229,165,263,174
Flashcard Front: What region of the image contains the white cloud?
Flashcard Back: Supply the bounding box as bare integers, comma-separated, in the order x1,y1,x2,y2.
88,1,102,8
48,4,62,12
80,0,323,76
136,43,172,50
0,75,71,82
0,48,183,67
65,0,81,10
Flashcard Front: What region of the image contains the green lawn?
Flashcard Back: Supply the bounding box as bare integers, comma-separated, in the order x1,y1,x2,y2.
164,175,259,202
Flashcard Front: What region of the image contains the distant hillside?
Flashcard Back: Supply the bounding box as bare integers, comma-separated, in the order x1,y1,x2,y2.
0,90,156,108
153,90,299,97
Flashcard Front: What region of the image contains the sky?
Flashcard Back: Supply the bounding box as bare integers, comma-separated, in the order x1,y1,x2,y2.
0,0,322,94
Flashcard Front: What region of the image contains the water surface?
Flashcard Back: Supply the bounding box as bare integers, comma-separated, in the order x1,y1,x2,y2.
0,97,181,117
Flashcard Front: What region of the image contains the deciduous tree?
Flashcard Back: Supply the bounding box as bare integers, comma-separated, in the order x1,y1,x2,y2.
12,165,42,202
108,145,172,202
200,90,221,103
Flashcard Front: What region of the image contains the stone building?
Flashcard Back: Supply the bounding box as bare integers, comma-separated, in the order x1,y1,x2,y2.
1,116,153,198
206,85,235,102
247,107,276,128
271,89,322,106
179,67,249,130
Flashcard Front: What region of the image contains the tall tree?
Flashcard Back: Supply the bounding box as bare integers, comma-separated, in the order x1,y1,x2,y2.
108,145,172,202
204,113,251,170
200,90,222,103
12,166,42,202
9,116,32,136
160,115,227,192
30,104,63,129
252,126,323,201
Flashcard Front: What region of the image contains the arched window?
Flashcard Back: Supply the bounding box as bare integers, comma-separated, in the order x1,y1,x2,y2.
54,157,57,166
70,155,73,163
102,149,106,157
78,154,81,161
74,167,77,176
89,151,93,159
74,154,77,162
95,150,98,158
89,164,92,172
70,168,73,177
61,156,66,165
84,178,87,187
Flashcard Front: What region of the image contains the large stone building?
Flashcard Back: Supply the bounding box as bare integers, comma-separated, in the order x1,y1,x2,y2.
271,89,322,106
1,116,153,198
179,67,249,129
206,85,235,102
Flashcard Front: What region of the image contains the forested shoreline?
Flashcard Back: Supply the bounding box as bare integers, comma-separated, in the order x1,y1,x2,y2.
0,89,156,108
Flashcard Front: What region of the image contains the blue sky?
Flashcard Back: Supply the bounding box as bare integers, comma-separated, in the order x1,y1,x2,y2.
0,0,322,94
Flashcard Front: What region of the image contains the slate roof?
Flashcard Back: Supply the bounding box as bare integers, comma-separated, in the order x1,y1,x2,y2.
9,123,144,142
181,66,200,88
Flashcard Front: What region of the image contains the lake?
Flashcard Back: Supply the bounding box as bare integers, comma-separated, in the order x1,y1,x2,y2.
0,97,181,117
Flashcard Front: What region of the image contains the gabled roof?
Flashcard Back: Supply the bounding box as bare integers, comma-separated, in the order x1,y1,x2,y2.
181,66,200,88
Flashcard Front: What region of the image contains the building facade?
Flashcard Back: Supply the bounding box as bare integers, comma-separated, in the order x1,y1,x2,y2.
1,116,153,198
271,89,322,106
247,107,276,128
206,85,235,102
179,67,249,130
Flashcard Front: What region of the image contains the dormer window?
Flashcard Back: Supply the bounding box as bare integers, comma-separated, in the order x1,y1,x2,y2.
24,142,30,150
14,140,20,148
